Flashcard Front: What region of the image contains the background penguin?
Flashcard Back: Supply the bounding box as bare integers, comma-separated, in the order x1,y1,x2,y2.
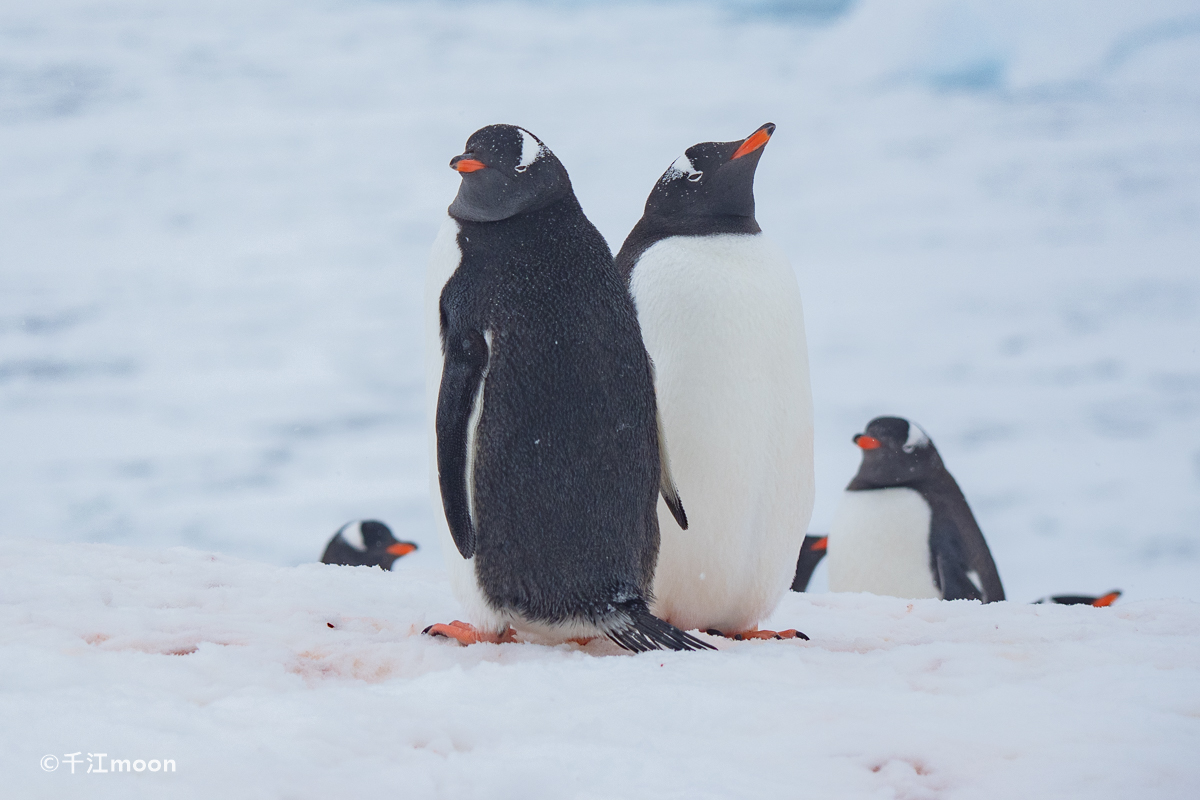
423,124,711,652
615,123,815,639
790,534,828,592
791,524,1120,606
1035,591,1122,607
320,519,417,569
827,416,1005,602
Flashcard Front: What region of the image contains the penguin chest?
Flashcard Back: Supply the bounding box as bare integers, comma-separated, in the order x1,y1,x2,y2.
827,487,940,600
629,233,815,630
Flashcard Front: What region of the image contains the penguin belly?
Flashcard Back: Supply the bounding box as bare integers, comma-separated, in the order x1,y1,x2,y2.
424,215,507,633
629,233,814,633
827,487,940,599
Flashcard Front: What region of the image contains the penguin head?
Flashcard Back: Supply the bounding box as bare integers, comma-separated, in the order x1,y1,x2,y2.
447,125,572,222
849,416,945,488
641,122,775,222
322,520,418,569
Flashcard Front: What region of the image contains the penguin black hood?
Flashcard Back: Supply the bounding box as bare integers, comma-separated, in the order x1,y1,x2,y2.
616,122,774,279
447,125,574,223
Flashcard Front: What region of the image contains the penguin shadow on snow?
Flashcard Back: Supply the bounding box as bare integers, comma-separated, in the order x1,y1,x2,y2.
789,416,1121,608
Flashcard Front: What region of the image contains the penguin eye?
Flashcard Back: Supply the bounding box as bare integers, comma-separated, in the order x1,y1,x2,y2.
687,171,703,182
514,164,528,173
902,445,916,454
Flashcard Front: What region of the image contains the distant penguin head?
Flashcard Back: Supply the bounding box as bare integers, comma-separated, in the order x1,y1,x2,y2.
447,125,572,222
641,122,775,222
323,520,418,569
849,416,944,487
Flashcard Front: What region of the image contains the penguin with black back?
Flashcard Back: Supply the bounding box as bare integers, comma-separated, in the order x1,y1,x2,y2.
615,123,815,640
826,416,1005,602
423,124,712,652
321,520,417,569
790,535,828,592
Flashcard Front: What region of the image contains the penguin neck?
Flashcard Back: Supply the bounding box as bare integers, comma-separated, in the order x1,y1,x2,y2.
453,193,585,239
615,212,762,283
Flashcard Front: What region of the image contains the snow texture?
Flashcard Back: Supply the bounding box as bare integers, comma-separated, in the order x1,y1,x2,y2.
3,540,1199,799
2,0,1199,795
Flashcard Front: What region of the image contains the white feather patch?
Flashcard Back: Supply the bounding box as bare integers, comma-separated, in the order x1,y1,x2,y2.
338,521,365,552
903,420,930,452
517,129,543,170
967,570,984,595
662,153,701,182
464,329,493,528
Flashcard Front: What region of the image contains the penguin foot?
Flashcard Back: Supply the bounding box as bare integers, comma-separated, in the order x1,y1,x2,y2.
422,620,516,646
704,627,810,642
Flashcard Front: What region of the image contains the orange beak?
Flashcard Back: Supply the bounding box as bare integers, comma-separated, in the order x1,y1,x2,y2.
386,542,417,557
452,158,486,173
855,435,882,450
731,126,773,160
812,536,828,552
1091,591,1121,608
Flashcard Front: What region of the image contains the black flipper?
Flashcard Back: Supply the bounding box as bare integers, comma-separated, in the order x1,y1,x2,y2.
436,320,490,560
790,534,828,592
653,374,687,530
930,520,984,602
604,600,715,652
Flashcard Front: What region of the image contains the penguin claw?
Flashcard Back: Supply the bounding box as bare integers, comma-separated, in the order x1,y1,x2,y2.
423,620,516,646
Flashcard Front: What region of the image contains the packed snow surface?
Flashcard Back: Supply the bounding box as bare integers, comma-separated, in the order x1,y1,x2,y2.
4,540,1199,799
2,0,1199,796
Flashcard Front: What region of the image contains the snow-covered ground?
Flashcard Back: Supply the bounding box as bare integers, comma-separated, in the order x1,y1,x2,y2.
2,0,1199,796
4,540,1199,799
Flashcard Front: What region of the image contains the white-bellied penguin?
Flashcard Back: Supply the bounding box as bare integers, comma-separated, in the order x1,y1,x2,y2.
827,416,1005,602
321,520,417,569
615,123,815,640
423,124,712,652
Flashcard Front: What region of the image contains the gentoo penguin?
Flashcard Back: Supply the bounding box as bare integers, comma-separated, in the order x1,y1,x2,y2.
423,124,711,652
1035,591,1122,607
790,535,828,592
615,123,815,639
321,520,417,569
827,416,1005,602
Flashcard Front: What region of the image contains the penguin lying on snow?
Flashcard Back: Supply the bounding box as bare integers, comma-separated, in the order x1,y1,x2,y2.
616,123,815,640
1035,591,1122,607
321,520,417,569
423,124,712,652
827,416,1005,602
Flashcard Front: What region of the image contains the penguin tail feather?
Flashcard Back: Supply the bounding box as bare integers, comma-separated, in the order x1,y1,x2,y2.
604,600,715,653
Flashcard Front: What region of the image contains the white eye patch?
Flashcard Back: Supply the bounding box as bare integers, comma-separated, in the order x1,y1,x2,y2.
662,153,703,183
339,521,366,551
902,422,930,453
516,128,544,172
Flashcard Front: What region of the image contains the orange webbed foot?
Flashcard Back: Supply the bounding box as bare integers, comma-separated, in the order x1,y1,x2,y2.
422,620,516,645
705,627,809,641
